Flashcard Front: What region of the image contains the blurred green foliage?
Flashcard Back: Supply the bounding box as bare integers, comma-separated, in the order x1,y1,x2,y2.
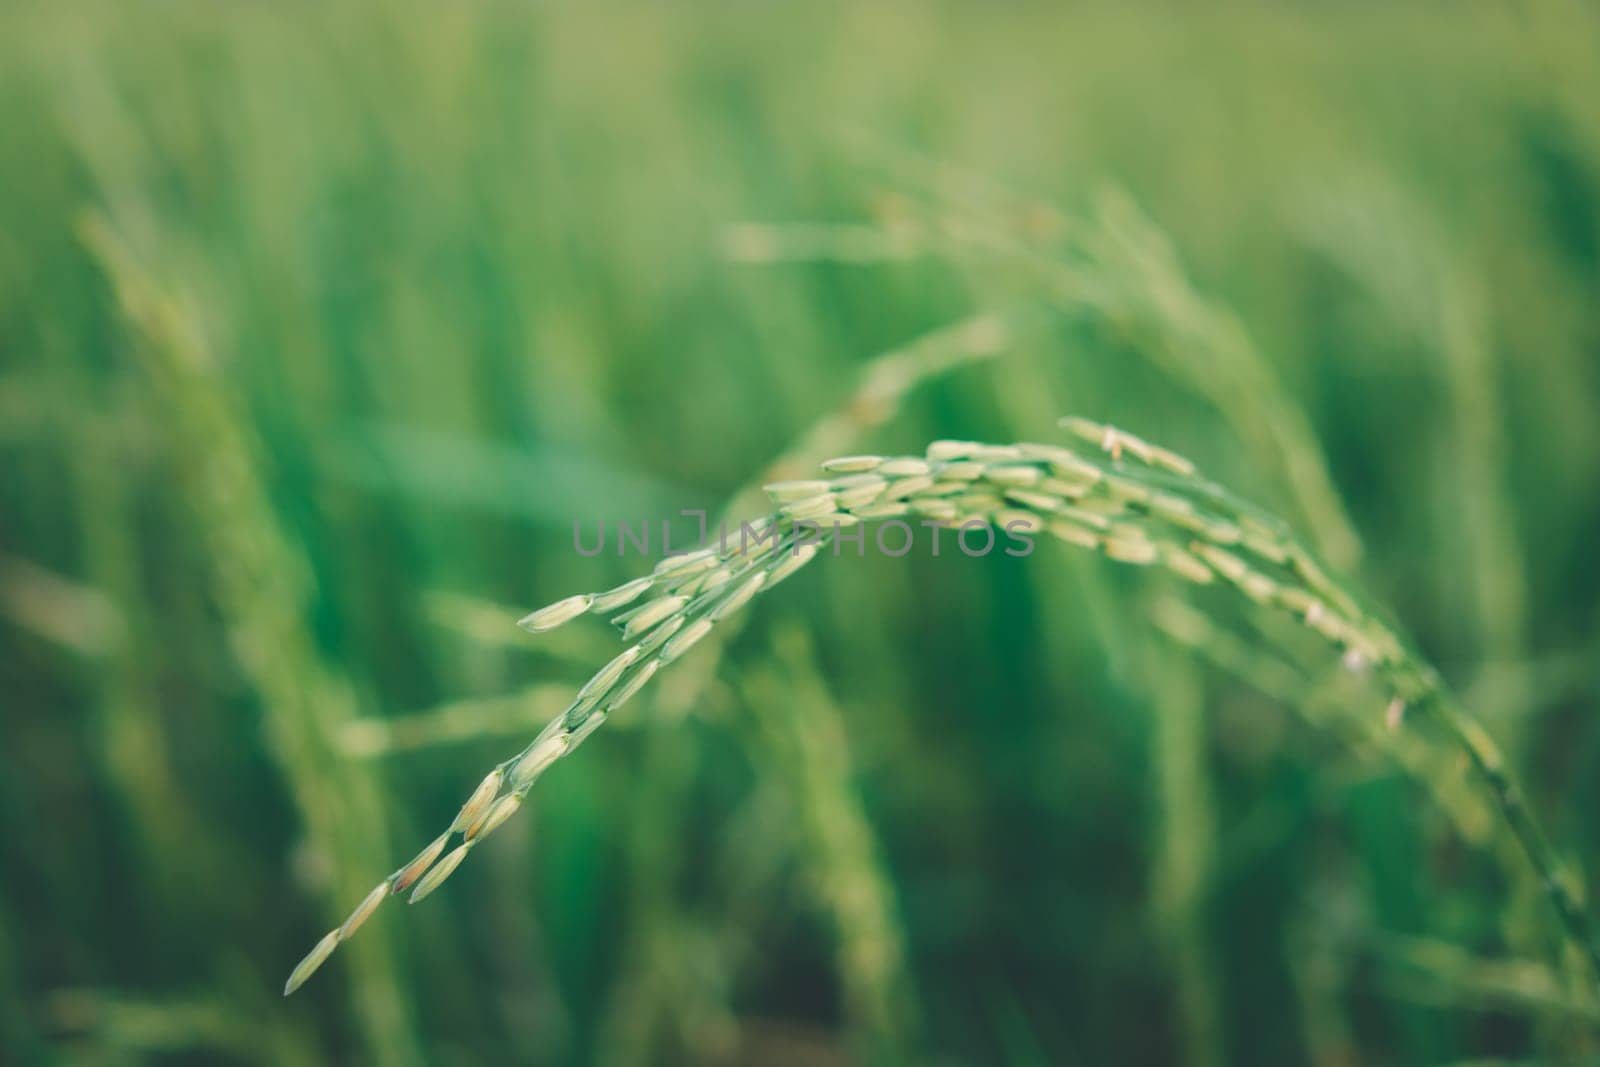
3,1,1599,1063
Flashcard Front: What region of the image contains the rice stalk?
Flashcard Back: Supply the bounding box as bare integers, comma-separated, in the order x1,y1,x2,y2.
70,439,211,881
1147,650,1224,1067
79,216,422,1057
736,626,919,1057
286,417,1600,1000
337,683,577,757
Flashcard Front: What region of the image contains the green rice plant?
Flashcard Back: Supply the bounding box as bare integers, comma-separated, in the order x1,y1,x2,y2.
1147,650,1225,1067
80,217,423,1063
734,626,918,1057
287,416,1600,1002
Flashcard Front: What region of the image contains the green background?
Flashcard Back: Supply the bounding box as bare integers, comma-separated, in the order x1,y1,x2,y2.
3,2,1599,1063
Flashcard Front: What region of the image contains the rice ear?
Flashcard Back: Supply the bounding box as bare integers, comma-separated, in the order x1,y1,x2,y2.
292,428,1600,1003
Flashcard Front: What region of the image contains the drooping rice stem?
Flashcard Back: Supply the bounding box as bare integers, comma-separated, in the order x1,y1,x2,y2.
286,418,1600,999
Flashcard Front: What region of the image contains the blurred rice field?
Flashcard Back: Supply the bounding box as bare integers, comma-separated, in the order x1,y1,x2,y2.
4,1,1600,1063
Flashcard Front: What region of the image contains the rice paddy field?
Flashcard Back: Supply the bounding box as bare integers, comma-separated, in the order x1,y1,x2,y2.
4,2,1600,1063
